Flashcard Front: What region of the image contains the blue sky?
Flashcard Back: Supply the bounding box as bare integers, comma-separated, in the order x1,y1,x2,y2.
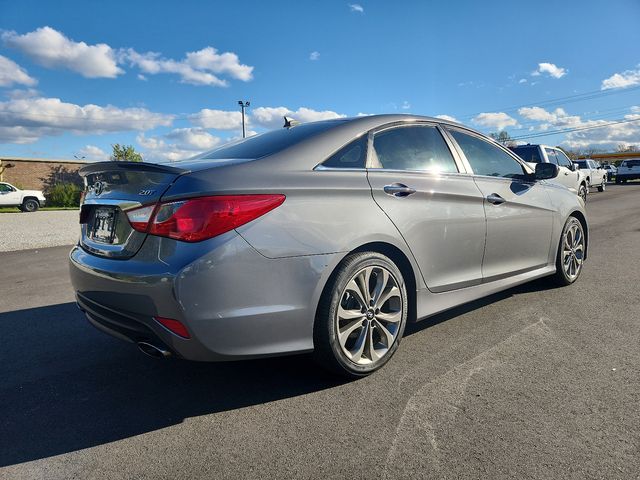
1,0,639,161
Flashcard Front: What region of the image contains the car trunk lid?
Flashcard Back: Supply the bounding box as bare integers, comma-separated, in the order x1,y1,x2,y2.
78,161,189,258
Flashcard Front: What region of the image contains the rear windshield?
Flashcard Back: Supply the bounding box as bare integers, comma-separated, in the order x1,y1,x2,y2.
510,146,542,163
198,121,343,160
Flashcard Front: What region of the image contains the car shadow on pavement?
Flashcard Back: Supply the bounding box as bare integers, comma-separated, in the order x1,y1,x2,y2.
0,302,346,467
0,277,562,467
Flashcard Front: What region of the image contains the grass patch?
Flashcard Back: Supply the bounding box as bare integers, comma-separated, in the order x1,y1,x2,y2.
0,207,79,213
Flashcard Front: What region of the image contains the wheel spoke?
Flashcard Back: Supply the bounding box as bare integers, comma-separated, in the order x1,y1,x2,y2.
573,228,582,248
345,279,367,309
338,303,364,321
349,322,368,363
338,318,364,345
374,319,394,346
355,267,373,305
377,285,400,309
367,324,379,362
376,310,402,323
371,269,389,306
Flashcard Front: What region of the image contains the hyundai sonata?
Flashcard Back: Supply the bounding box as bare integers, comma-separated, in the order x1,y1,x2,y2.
70,114,588,377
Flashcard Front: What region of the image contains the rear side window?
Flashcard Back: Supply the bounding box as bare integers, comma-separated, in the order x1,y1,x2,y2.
510,146,542,163
371,125,458,173
449,129,525,178
321,136,367,168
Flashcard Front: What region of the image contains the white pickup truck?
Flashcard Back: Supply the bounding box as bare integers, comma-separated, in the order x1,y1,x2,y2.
573,159,607,192
0,182,46,212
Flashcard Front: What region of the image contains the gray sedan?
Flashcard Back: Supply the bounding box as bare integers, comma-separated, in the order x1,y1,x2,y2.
69,114,588,377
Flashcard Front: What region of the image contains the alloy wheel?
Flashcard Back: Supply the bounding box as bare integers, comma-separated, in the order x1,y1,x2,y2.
335,265,403,366
562,220,585,281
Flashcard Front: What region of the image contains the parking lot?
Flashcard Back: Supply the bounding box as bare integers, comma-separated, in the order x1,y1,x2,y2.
1,184,639,479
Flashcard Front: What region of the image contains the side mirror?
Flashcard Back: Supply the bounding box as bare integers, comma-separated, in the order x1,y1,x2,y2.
568,162,577,171
535,162,559,180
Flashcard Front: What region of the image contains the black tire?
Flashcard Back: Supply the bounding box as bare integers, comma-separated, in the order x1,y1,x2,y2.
22,198,39,212
578,183,587,203
616,177,621,184
597,180,605,192
313,251,408,378
552,216,585,287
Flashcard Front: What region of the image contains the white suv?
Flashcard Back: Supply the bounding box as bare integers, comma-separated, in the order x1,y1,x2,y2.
615,159,640,184
509,144,588,201
0,182,46,212
574,159,607,192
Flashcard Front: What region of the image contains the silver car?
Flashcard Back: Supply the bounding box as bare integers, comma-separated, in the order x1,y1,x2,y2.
69,114,588,377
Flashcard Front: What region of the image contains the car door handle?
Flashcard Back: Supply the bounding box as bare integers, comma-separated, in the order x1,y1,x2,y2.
486,193,506,205
383,183,416,197
564,171,570,175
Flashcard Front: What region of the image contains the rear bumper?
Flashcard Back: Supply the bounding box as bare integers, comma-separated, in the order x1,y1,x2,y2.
69,232,340,361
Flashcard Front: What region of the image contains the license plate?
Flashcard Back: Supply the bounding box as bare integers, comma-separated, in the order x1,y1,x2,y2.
91,207,117,243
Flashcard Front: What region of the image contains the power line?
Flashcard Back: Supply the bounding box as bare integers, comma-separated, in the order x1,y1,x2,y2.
511,117,640,141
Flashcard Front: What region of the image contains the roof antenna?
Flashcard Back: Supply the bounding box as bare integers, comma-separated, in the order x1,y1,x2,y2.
283,116,300,128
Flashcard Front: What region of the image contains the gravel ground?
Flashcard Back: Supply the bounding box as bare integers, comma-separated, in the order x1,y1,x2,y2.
0,211,79,252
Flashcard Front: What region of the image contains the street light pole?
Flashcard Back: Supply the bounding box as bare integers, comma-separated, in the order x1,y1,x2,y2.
238,100,250,138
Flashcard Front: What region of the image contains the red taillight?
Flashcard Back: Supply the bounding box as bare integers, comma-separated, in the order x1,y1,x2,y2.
154,317,191,339
126,194,285,242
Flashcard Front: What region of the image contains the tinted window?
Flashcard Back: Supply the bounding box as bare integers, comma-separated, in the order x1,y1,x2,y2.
371,126,457,173
321,135,367,168
449,130,525,178
555,150,573,168
510,146,542,163
545,148,560,165
199,121,343,160
574,160,587,169
0,183,12,192
624,160,640,167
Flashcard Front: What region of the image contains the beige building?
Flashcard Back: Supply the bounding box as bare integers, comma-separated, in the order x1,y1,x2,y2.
0,157,87,190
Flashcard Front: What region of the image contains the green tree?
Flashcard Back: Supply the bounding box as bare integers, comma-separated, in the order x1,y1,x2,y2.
111,144,143,162
490,131,515,147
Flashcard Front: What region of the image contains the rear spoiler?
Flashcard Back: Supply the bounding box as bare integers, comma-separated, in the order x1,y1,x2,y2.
79,161,189,177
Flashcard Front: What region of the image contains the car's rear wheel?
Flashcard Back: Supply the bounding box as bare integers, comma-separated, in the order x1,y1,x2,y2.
578,183,587,202
21,198,39,212
598,178,606,192
313,252,408,378
552,216,585,286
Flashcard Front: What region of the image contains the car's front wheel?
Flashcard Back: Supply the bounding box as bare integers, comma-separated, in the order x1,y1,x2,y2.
313,252,408,378
597,176,606,192
578,183,587,202
21,198,39,212
552,216,585,286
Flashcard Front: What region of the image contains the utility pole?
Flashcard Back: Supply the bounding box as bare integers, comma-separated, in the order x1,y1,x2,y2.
238,100,250,138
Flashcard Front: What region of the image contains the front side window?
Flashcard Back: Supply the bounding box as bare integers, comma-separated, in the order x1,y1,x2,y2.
321,135,367,168
545,148,560,165
371,125,457,173
0,183,13,192
449,129,525,178
555,150,573,168
574,160,587,169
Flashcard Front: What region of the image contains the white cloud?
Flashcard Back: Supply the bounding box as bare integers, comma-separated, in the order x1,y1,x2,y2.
137,128,221,162
2,26,122,78
0,55,37,87
0,96,173,143
77,145,109,161
189,108,242,129
401,100,411,110
531,62,567,79
435,114,459,123
137,74,147,81
518,78,527,84
348,3,364,12
517,105,640,150
122,46,253,87
309,51,320,61
4,88,39,100
601,66,640,90
472,112,518,131
251,106,346,129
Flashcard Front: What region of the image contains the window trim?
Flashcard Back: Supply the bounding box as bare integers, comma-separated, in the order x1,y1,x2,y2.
443,126,534,181
314,132,369,171
366,122,467,174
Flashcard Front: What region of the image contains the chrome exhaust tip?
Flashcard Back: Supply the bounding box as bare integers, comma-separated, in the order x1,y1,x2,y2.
137,341,172,359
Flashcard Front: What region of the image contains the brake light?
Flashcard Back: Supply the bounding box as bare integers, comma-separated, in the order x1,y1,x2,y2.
126,194,285,242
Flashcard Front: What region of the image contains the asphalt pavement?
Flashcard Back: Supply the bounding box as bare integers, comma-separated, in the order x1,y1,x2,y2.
1,184,639,479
